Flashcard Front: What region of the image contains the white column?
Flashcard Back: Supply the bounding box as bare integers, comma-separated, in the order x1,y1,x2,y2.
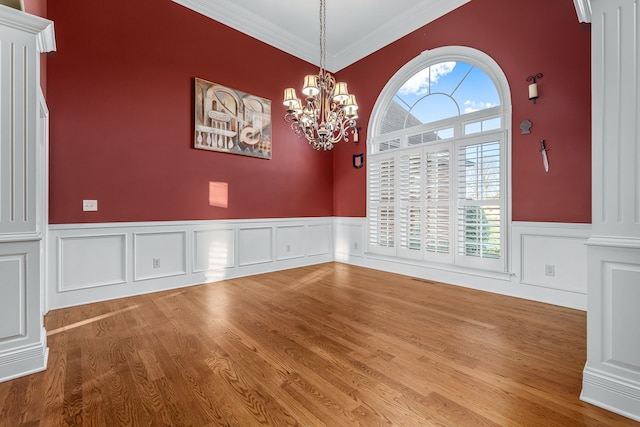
581,0,640,422
0,6,55,382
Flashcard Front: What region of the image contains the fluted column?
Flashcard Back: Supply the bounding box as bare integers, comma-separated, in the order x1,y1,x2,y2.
581,0,640,422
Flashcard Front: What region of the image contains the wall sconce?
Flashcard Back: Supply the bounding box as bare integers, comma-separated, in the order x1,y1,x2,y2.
526,73,543,103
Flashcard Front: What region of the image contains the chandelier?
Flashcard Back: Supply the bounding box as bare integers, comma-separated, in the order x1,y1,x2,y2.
283,0,359,151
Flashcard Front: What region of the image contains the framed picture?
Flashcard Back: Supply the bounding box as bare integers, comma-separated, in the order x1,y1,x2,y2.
194,77,272,159
0,0,24,10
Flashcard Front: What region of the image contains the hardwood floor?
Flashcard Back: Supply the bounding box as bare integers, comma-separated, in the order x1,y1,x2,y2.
0,263,636,426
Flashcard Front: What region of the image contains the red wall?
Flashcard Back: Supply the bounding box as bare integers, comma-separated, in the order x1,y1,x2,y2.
23,0,46,19
47,0,591,224
333,0,592,223
47,0,333,223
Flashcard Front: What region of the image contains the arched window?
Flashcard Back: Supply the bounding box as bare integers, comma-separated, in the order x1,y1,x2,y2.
367,46,511,272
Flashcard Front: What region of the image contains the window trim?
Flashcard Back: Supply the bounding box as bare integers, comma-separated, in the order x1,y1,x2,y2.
366,46,513,274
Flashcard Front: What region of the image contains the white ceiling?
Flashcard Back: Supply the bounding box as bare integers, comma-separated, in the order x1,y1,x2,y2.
172,0,470,72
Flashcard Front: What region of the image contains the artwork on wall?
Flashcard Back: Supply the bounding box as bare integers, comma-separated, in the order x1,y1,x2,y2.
0,0,24,10
194,77,272,159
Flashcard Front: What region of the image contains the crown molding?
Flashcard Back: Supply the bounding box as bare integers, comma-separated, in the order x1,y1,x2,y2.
173,0,319,66
173,0,468,72
36,21,56,53
573,0,592,23
0,5,56,52
331,0,468,71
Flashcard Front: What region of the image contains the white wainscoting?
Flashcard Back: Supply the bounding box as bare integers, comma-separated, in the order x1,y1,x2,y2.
511,222,590,298
0,240,48,382
581,238,640,422
47,218,334,310
48,218,591,311
335,218,591,310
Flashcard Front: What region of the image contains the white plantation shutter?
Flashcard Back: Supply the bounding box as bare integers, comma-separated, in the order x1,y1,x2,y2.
424,146,452,263
398,150,422,258
368,156,396,255
455,138,503,270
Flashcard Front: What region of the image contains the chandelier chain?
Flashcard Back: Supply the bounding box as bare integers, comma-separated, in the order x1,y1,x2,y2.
319,0,326,73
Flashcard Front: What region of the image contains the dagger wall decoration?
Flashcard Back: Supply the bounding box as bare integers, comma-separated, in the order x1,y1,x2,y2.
540,138,549,172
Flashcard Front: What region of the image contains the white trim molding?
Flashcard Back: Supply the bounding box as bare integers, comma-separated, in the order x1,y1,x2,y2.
573,0,592,23
171,0,468,72
0,329,48,383
582,367,640,422
48,218,591,312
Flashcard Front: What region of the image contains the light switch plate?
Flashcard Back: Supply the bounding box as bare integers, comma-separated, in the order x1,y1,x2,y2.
83,200,98,211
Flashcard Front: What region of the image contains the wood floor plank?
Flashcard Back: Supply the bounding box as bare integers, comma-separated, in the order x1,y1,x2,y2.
1,262,638,426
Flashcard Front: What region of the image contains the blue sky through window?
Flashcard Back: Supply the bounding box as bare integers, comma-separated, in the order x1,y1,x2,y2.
393,62,500,125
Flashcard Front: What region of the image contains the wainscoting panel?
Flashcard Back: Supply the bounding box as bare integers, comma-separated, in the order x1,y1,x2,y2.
0,253,26,340
276,225,305,261
582,240,640,422
238,227,273,266
134,231,187,281
193,228,235,272
58,234,126,292
515,224,590,294
603,261,640,368
0,240,47,382
334,218,365,258
307,223,332,256
47,218,334,310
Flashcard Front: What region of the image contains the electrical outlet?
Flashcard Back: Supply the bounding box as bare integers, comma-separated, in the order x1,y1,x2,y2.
153,258,161,268
545,264,555,277
83,199,98,211
286,244,291,252
354,242,358,250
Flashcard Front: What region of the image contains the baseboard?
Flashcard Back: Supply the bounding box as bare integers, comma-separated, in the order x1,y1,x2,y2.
0,329,48,383
581,366,640,422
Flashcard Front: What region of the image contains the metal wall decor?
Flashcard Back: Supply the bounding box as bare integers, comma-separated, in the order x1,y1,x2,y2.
194,77,272,159
353,153,364,169
520,119,532,134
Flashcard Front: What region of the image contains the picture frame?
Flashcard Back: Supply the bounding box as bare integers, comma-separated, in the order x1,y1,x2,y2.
194,77,272,159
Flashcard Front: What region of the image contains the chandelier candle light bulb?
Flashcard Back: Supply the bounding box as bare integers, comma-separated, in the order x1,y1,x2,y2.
283,0,358,150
